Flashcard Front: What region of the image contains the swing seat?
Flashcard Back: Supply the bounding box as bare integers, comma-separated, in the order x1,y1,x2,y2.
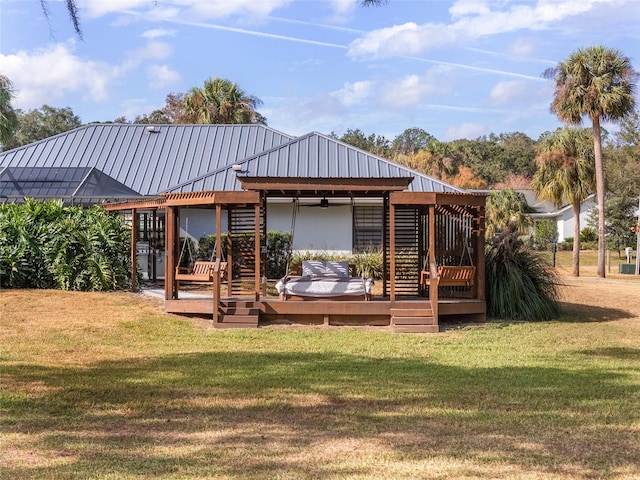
421,265,476,287
176,260,227,283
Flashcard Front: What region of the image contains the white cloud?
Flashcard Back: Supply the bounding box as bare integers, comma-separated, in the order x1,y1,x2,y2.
488,80,531,106
141,28,176,39
331,81,372,106
78,0,292,20
349,22,455,58
378,68,453,108
348,0,616,59
443,123,489,141
127,41,173,63
330,0,358,15
147,65,181,89
0,41,116,109
449,0,491,18
329,67,454,110
79,0,152,18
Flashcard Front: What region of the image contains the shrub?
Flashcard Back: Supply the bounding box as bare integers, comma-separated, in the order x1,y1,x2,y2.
580,227,597,243
534,219,558,249
0,199,132,291
351,250,384,279
265,231,292,279
485,231,562,321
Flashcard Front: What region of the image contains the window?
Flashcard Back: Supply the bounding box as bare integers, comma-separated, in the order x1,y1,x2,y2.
353,206,384,252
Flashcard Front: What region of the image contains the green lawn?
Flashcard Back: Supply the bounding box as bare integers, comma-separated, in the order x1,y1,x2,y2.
1,287,639,479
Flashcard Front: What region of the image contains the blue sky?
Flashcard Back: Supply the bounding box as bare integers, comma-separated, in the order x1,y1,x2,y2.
1,0,638,142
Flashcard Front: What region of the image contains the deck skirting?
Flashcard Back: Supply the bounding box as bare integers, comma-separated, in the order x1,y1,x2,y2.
164,297,486,329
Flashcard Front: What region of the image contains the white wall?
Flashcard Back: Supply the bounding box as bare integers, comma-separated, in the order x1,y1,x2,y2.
177,204,354,253
179,208,228,241
558,199,596,242
267,202,353,254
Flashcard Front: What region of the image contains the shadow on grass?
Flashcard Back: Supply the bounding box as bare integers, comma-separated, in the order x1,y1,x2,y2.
2,350,639,479
558,301,636,322
581,346,640,361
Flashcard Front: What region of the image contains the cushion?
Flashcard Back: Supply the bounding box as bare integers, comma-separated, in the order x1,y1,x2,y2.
301,260,350,277
323,261,349,277
302,260,326,277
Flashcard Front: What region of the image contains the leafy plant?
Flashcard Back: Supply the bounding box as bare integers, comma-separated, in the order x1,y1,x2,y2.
534,219,558,249
265,231,292,279
351,249,384,279
485,230,562,321
0,200,132,291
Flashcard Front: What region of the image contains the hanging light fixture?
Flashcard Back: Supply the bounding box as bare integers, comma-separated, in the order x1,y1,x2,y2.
320,197,329,209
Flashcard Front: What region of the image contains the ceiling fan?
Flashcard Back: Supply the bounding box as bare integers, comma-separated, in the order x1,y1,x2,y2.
301,197,331,208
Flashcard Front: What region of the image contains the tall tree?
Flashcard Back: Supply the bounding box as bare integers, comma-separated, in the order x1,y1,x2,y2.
545,45,638,278
2,105,82,151
183,77,265,125
532,128,595,277
337,128,391,158
392,127,435,156
0,75,19,148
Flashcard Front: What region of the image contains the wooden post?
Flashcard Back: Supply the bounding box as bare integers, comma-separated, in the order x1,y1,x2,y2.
428,205,436,273
130,208,137,292
254,204,261,300
389,202,396,302
475,205,486,302
151,209,157,282
227,207,233,296
215,204,222,260
382,195,388,297
165,206,177,300
428,204,437,319
213,259,221,325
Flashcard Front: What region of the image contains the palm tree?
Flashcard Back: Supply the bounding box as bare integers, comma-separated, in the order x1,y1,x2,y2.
0,75,19,148
183,77,265,125
485,189,533,239
532,128,595,277
545,46,638,278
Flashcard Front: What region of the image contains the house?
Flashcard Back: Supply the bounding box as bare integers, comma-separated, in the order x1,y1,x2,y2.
519,190,597,242
1,123,463,277
1,123,486,331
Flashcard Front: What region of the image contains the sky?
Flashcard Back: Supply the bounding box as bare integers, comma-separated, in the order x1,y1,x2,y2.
1,0,639,142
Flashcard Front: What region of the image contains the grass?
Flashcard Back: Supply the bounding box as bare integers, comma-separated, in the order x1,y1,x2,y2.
1,285,640,479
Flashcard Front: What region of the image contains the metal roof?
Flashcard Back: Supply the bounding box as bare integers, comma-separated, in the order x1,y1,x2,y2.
0,124,294,196
0,166,140,205
167,132,463,194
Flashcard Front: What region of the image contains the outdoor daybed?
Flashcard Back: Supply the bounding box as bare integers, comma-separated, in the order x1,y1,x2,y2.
276,260,373,301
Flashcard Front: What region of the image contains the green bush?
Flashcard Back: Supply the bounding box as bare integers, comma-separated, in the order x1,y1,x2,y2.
351,250,384,279
485,231,562,321
534,219,557,249
265,231,292,279
580,226,597,243
0,199,132,291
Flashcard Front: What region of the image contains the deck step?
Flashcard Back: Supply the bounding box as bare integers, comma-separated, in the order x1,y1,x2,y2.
390,308,433,317
391,308,435,332
215,301,259,328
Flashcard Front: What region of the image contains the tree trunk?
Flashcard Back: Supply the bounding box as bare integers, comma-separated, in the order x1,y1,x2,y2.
592,116,606,278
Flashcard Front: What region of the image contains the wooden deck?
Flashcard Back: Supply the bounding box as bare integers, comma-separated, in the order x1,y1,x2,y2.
164,295,486,332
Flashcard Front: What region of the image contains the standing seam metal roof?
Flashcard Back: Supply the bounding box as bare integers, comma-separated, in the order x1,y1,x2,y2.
0,124,294,196
166,132,463,194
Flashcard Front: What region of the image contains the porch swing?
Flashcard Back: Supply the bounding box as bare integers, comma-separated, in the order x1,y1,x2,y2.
275,198,373,300
420,239,476,288
174,218,227,283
